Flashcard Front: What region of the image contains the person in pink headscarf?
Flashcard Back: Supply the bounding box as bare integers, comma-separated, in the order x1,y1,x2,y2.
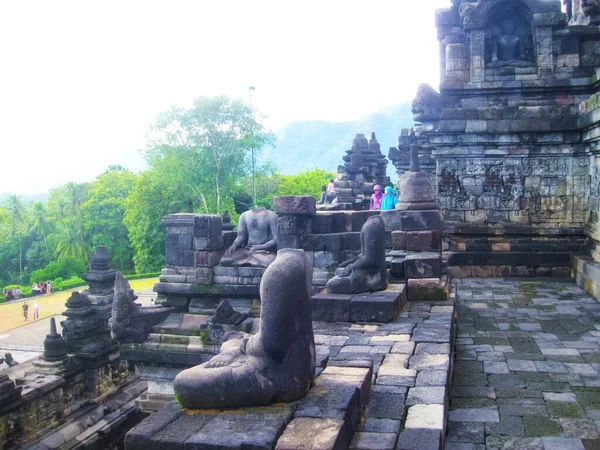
370,185,383,210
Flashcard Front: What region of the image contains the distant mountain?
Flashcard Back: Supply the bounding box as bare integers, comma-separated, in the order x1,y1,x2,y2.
263,102,415,175
0,192,49,203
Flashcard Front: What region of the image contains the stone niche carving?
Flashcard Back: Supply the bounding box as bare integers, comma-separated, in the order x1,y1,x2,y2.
485,6,534,67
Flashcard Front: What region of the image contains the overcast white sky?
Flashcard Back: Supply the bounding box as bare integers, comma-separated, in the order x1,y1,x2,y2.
0,0,449,195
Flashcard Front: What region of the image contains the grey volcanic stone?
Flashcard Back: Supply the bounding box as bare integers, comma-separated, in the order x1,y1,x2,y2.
220,208,278,268
404,253,442,279
326,216,388,294
174,249,315,409
274,196,317,216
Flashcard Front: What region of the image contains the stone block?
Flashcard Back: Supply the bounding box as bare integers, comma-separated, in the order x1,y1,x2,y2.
166,248,183,266
185,405,296,449
406,386,445,405
182,250,194,266
396,428,442,450
392,231,406,250
193,214,222,237
278,216,312,235
165,233,180,248
390,257,406,277
330,212,351,233
400,210,443,231
342,233,361,251
194,250,222,267
313,251,342,268
274,196,317,216
380,210,402,231
349,432,398,450
404,404,444,430
275,418,346,450
295,372,369,439
407,278,448,301
300,234,343,251
404,253,442,279
312,213,333,234
351,211,380,231
278,234,299,249
406,231,440,252
195,267,213,284
194,235,223,251
350,292,401,323
311,293,351,322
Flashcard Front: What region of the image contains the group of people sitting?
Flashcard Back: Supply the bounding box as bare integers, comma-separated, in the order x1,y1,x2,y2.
2,287,22,300
370,184,398,211
318,178,338,205
31,281,51,296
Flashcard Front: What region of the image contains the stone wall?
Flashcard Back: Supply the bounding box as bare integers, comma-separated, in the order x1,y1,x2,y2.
388,0,600,276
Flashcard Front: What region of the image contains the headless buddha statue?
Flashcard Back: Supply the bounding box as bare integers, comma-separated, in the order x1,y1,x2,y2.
326,215,388,294
173,249,316,409
220,207,278,268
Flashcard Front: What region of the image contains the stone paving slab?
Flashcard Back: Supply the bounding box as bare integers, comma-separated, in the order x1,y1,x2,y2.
126,288,457,450
446,278,600,449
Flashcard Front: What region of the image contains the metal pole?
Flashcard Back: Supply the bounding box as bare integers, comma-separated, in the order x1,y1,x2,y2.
249,86,257,208
252,147,257,208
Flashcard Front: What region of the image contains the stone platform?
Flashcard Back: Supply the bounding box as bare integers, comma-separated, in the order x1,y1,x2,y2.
572,254,600,302
311,284,407,323
126,289,456,450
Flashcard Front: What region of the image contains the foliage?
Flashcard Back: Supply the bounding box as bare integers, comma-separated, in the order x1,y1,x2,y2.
145,96,275,215
275,168,335,199
30,257,86,283
82,167,136,271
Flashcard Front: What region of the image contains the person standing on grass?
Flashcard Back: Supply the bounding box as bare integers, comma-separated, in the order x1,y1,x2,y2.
22,301,29,321
33,301,39,319
47,281,52,294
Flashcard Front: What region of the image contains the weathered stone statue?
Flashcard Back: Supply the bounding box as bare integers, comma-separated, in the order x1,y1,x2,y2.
582,0,600,16
4,353,18,367
412,83,449,122
492,21,525,63
173,249,315,409
326,215,388,294
220,207,278,267
108,272,173,344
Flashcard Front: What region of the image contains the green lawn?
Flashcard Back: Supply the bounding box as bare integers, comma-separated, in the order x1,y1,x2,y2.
0,277,158,334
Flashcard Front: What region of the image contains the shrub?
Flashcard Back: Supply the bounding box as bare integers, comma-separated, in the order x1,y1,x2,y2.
53,278,64,292
0,296,5,304
61,276,86,291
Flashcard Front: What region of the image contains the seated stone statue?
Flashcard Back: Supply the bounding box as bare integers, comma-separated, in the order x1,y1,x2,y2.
492,21,525,64
582,0,600,16
326,215,388,294
220,207,277,267
173,249,315,409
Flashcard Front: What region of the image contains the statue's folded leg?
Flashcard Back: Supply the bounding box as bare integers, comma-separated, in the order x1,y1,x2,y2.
174,359,277,409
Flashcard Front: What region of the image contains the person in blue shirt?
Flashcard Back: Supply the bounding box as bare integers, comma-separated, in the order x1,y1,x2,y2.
381,186,398,210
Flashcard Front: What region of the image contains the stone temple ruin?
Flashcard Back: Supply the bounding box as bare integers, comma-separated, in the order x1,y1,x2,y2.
3,0,600,449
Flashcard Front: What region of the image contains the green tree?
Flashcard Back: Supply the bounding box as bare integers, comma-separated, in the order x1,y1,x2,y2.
82,167,137,271
124,170,171,273
30,201,52,265
54,219,90,264
2,195,28,282
275,168,335,199
146,96,275,214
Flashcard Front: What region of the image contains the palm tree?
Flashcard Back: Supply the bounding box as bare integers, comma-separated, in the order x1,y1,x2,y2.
63,182,87,220
4,195,27,282
30,201,52,264
55,220,90,264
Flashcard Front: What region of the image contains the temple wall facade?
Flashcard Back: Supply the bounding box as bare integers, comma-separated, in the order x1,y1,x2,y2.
389,0,600,278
